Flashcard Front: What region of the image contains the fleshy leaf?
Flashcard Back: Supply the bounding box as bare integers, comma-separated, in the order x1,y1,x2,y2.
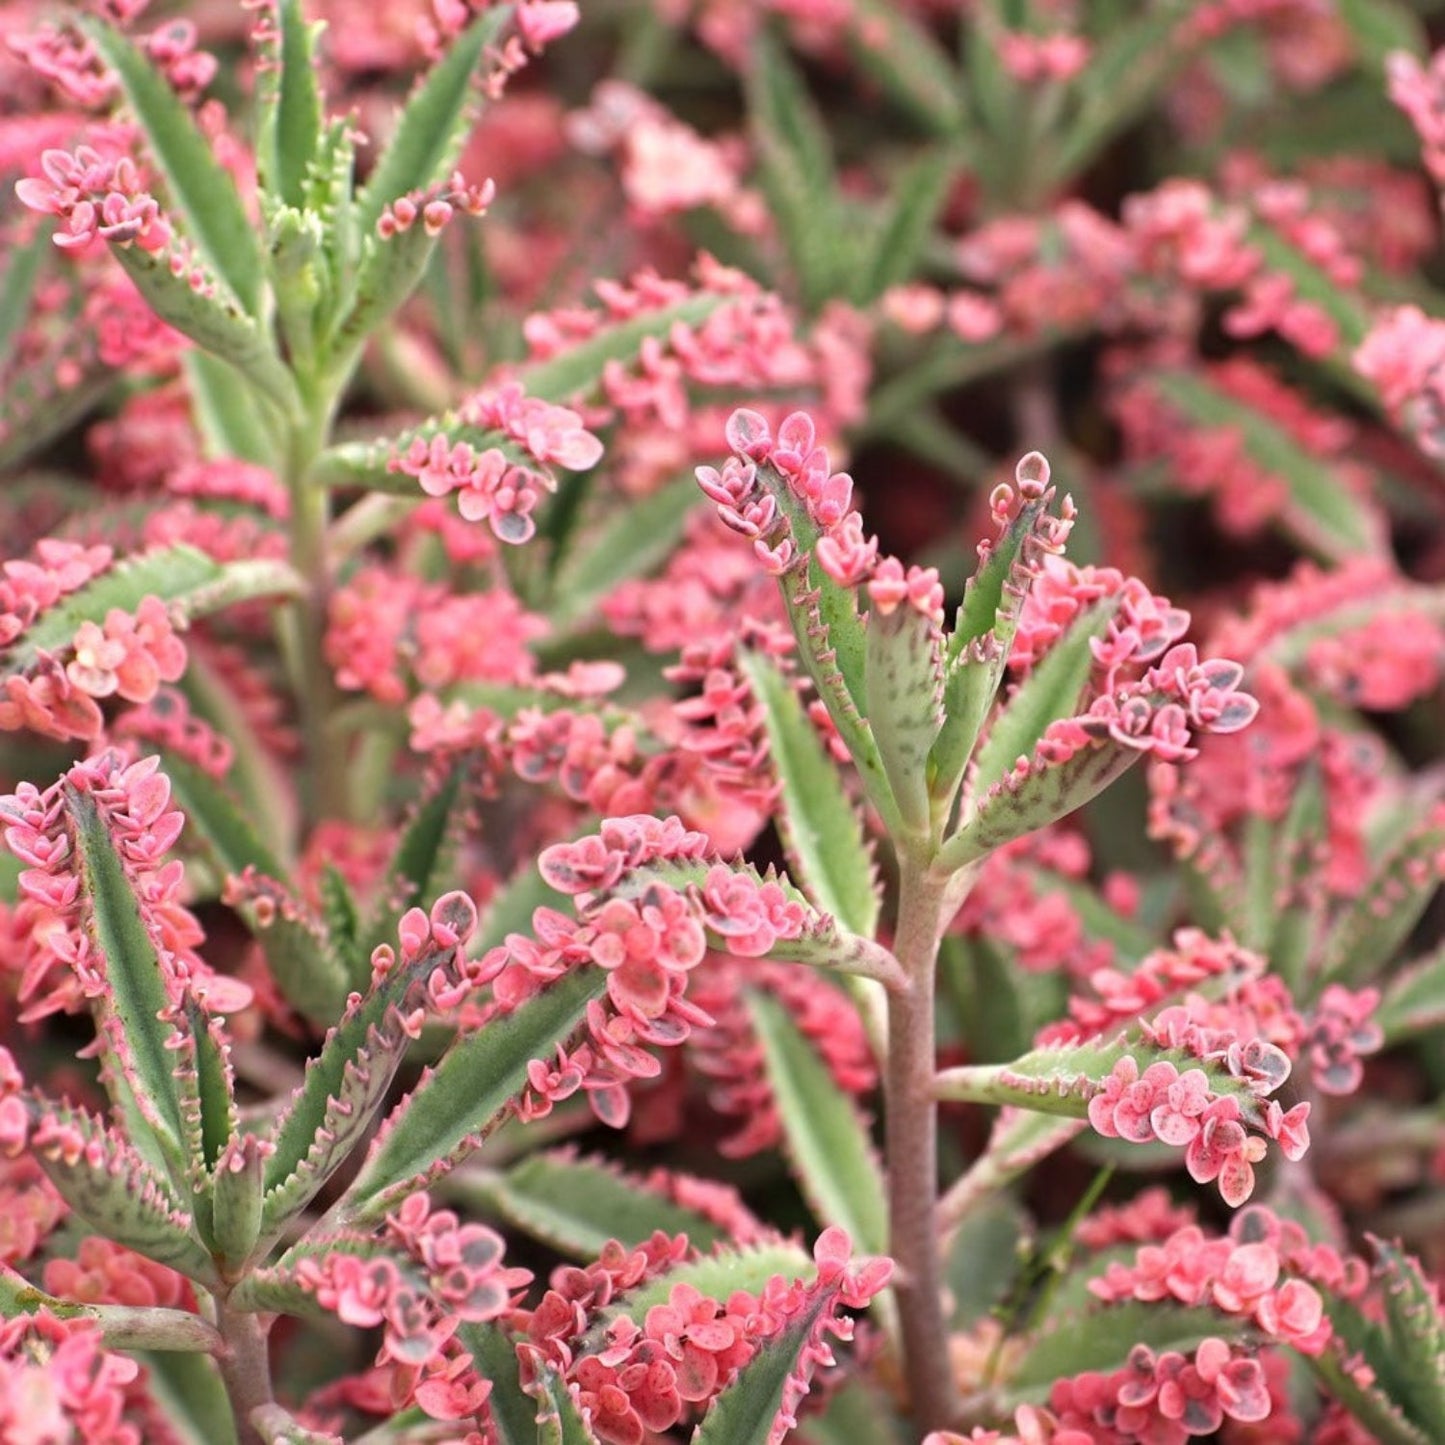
354,9,511,241
157,752,348,1025
549,475,700,629
1313,1294,1435,1445
929,493,1049,814
67,786,190,1175
7,545,299,676
1377,944,1445,1043
260,934,467,1239
737,650,879,936
528,1361,604,1445
183,350,280,468
466,1152,728,1258
844,0,965,136
859,148,958,301
1371,1236,1445,1436
24,1094,216,1283
940,1111,1086,1233
81,18,264,312
1150,368,1385,560
863,603,945,836
457,1324,534,1445
968,600,1116,802
521,293,723,403
689,1294,832,1445
0,225,47,369
747,990,887,1256
339,966,611,1224
361,759,466,957
1319,806,1445,986
1005,1302,1223,1399
256,0,325,210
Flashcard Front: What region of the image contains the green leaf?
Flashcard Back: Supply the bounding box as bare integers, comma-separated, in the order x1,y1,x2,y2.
260,935,467,1239
258,0,325,209
0,225,47,370
5,545,297,676
845,0,966,135
1150,369,1385,561
521,293,723,402
968,600,1115,801
738,651,879,936
797,1377,906,1445
747,991,886,1256
1372,1236,1445,1435
1335,0,1428,67
944,1196,1025,1327
66,787,188,1171
157,751,348,1027
25,1096,217,1283
183,351,280,468
859,148,958,301
355,12,509,235
1006,1302,1221,1398
929,495,1048,814
746,31,845,308
82,18,264,312
549,475,701,629
474,1152,728,1257
456,1324,534,1445
137,1352,238,1445
1320,807,1445,987
361,760,466,955
529,1362,603,1445
342,965,611,1223
596,1241,812,1330
1378,944,1445,1043
690,1295,831,1445
864,602,944,836
1317,1292,1436,1445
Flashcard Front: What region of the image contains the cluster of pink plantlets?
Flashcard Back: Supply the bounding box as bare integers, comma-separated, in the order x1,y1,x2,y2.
5,0,1445,1442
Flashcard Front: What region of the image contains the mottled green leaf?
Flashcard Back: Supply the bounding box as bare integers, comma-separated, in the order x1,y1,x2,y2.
748,991,886,1255
738,650,879,935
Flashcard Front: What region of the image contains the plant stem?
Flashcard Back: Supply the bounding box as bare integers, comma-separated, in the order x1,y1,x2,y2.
884,857,957,1434
215,1303,274,1445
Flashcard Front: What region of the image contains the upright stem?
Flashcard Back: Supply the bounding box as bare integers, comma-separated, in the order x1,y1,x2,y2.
885,857,957,1434
214,1302,274,1445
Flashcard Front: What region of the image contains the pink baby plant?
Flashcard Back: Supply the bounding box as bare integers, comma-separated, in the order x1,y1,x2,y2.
3,1,1445,1444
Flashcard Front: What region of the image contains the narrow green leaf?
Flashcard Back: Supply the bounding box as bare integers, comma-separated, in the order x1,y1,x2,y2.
845,0,966,134
864,603,944,836
944,1197,1025,1327
475,1152,728,1257
355,10,511,239
342,966,610,1223
361,760,466,955
183,351,279,467
690,1299,829,1445
860,148,957,301
265,0,325,208
260,935,465,1236
798,1378,907,1445
1316,1291,1436,1445
530,1362,603,1445
1006,1303,1221,1397
550,475,701,628
67,788,187,1167
1320,808,1445,986
82,18,264,311
969,600,1115,801
1378,945,1445,1043
522,293,722,402
136,1352,238,1445
738,651,879,936
456,1325,533,1445
1372,1236,1445,1435
0,225,47,368
747,991,886,1255
1335,0,1428,67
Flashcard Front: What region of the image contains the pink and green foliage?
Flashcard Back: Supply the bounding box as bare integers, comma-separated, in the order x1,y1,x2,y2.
5,0,1445,1442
